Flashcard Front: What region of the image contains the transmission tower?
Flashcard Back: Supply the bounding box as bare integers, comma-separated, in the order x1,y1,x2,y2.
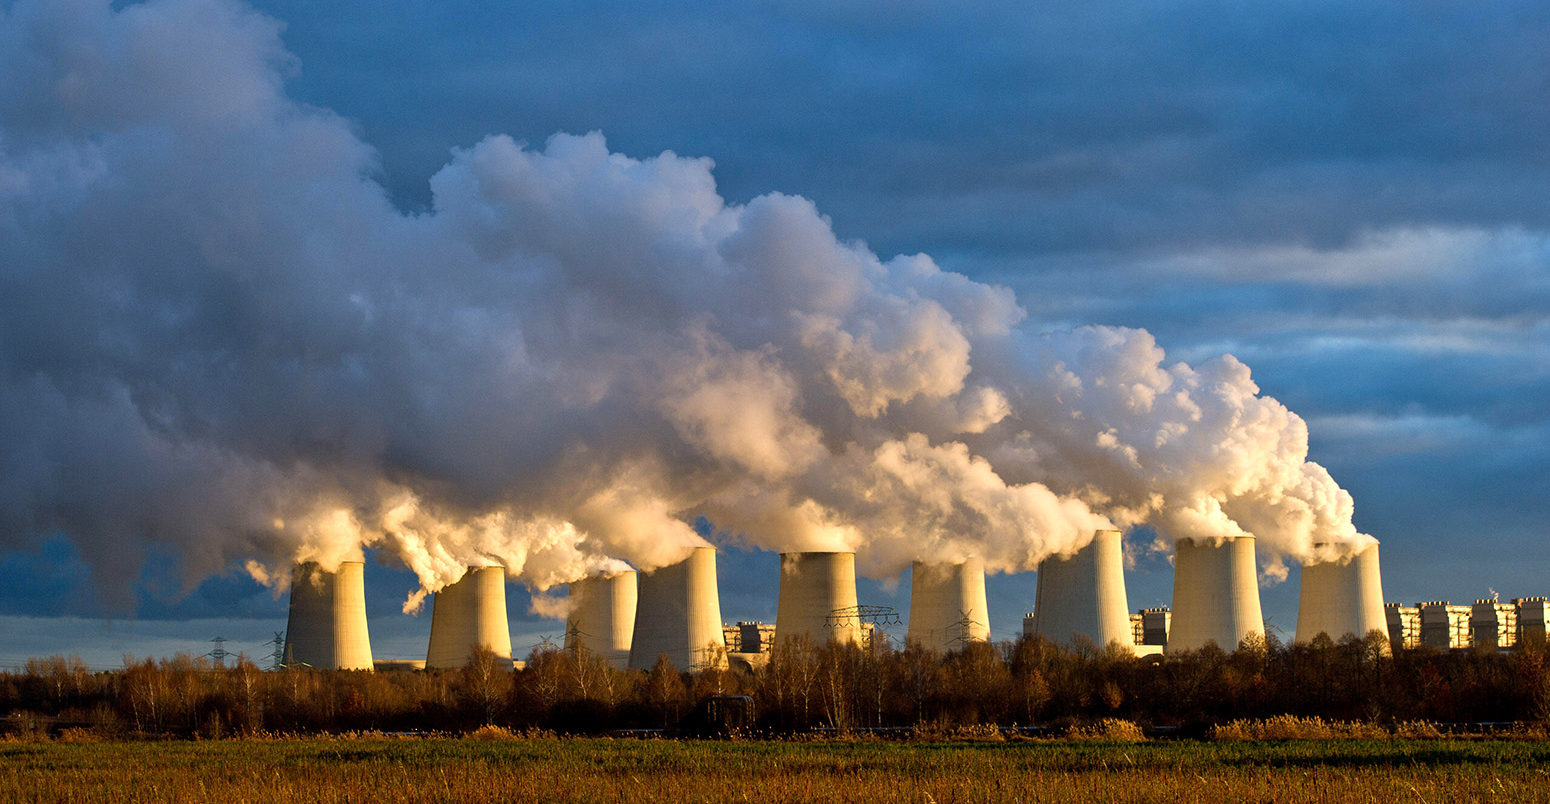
207,636,233,666
268,632,286,670
827,604,902,651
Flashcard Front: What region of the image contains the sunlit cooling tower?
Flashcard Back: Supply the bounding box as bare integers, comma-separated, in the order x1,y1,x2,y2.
283,561,374,670
1296,543,1388,650
425,566,513,669
566,569,637,669
1169,536,1264,653
628,546,726,670
776,551,861,645
1032,529,1134,654
907,558,990,652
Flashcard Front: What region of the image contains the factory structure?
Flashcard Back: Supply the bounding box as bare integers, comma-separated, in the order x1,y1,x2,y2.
276,530,1547,673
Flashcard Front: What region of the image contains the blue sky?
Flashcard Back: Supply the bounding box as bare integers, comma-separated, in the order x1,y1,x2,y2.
1,0,1546,666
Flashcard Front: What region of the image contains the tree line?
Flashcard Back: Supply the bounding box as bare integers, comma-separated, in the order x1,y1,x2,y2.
4,632,1549,739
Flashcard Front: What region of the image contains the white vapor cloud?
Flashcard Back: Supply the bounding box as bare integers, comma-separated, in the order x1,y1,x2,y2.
0,0,1373,609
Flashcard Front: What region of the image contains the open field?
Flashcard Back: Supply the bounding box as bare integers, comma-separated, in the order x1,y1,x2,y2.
3,736,1549,803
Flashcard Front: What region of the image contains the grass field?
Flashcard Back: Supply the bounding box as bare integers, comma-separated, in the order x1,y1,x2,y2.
3,736,1549,803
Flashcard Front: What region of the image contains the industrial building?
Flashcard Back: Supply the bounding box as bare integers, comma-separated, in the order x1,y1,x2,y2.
1386,604,1420,651
1418,601,1472,649
566,570,637,669
1470,600,1517,650
1138,608,1171,648
425,566,513,669
723,621,776,655
1382,598,1550,652
906,558,990,652
1517,598,1550,646
628,546,727,671
1030,529,1134,654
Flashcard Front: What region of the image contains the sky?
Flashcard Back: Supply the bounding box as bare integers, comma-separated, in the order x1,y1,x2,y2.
1,0,1547,668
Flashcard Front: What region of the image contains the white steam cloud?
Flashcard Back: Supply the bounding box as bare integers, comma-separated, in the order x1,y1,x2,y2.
0,0,1372,607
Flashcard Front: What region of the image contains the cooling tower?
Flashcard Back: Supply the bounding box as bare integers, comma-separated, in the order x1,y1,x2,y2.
566,570,637,669
282,561,374,670
1032,529,1134,654
425,566,513,669
776,552,861,645
1169,536,1264,653
907,558,990,652
1296,543,1388,649
628,547,726,670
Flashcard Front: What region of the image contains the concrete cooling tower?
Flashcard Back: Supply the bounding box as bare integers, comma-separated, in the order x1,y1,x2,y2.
628,546,726,670
283,561,374,670
1296,543,1388,650
1031,529,1134,654
425,566,513,669
1169,536,1265,653
907,558,990,652
566,570,637,669
776,552,861,645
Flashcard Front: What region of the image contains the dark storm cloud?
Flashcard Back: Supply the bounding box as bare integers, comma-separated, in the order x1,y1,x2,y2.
251,0,1550,255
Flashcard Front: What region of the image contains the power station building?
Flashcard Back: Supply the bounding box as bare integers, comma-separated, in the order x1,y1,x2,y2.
1469,600,1517,650
1385,598,1549,652
1419,601,1472,649
1517,597,1550,646
1385,603,1421,651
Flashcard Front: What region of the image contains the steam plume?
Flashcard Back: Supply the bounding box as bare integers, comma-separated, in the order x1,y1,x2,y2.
0,0,1371,607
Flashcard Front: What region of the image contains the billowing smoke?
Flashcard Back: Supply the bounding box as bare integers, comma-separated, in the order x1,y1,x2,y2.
0,0,1370,608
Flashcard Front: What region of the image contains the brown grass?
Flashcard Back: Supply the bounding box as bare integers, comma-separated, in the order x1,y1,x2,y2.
4,735,1550,803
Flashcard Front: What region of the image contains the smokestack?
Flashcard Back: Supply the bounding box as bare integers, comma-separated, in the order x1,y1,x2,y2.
776,551,861,645
566,570,637,669
1031,529,1133,653
1169,535,1264,653
1296,543,1387,649
628,546,726,670
425,566,513,669
907,557,990,652
282,561,374,670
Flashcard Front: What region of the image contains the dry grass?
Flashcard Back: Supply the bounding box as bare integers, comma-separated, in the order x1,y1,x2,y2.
1067,718,1146,742
4,736,1550,802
